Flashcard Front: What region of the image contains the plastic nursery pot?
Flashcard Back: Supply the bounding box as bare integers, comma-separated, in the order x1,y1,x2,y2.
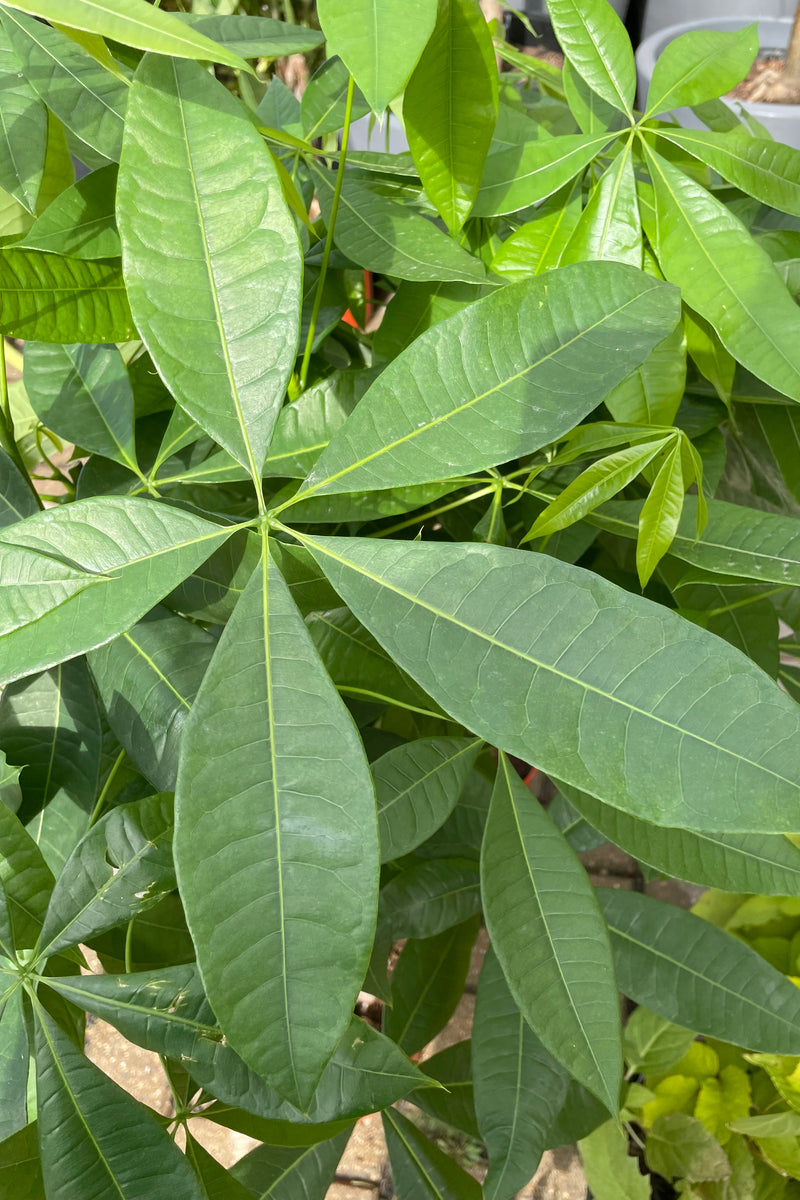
636,16,800,149
640,0,796,42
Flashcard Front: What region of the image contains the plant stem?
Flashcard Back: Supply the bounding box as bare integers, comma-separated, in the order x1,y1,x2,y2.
0,340,43,510
298,74,356,391
124,918,135,973
88,748,127,828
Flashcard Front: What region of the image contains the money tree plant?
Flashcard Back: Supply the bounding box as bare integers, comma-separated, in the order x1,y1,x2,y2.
2,0,800,1196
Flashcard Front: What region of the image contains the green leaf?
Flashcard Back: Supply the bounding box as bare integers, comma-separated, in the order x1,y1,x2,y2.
561,141,641,266
299,263,679,497
33,1004,204,1200
600,889,800,1054
416,1041,479,1138
0,799,55,949
0,991,28,1141
300,57,370,140
566,785,800,896
579,1120,650,1200
0,449,37,529
383,916,480,1054
262,371,364,481
88,606,216,792
481,755,620,1111
0,497,232,686
23,342,138,473
472,131,614,217
473,945,569,1200
1,0,250,70
36,792,175,958
621,1007,696,1078
174,547,379,1109
379,857,480,940
404,0,498,233
165,529,262,626
316,0,437,113
0,1123,43,1200
300,535,800,833
604,324,686,426
547,0,635,117
0,249,134,342
489,180,582,279
644,1113,729,1184
383,1107,482,1200
176,13,323,59
562,59,624,135
525,437,670,540
657,129,800,218
230,1128,351,1199
0,9,126,161
118,55,302,479
644,26,758,117
636,439,684,586
375,738,481,861
0,19,47,212
694,1065,751,1144
184,1134,255,1200
730,1113,800,1137
310,164,486,284
642,144,800,402
19,165,120,258
0,659,102,876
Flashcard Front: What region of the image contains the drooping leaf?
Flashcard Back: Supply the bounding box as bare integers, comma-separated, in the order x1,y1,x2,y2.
546,0,635,117
579,1120,650,1200
88,606,216,792
375,737,481,862
383,1107,482,1200
481,755,621,1111
118,54,302,479
0,9,127,161
299,263,679,497
1,0,250,69
404,0,498,233
0,19,47,212
315,0,437,114
600,889,800,1054
19,165,119,258
300,535,800,832
379,857,481,940
0,497,232,686
174,546,379,1108
383,915,480,1054
643,25,759,117
565,784,800,896
473,945,569,1200
33,1004,204,1200
36,792,175,958
23,341,138,473
0,249,134,342
230,1128,351,1198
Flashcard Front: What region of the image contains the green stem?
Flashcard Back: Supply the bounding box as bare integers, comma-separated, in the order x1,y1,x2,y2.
707,585,789,619
371,484,497,537
0,340,43,510
124,918,135,973
298,74,356,391
87,748,127,828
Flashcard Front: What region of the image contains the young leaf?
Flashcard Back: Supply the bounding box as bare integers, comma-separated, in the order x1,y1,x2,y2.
174,547,379,1109
118,55,302,480
579,1120,650,1200
300,535,800,833
546,0,635,118
481,755,621,1112
472,130,615,217
379,857,481,940
0,20,47,212
489,180,582,279
473,945,569,1200
19,165,120,259
0,9,127,161
316,0,437,114
622,1008,696,1078
33,1004,204,1200
561,141,641,267
0,250,134,342
36,792,175,958
383,1107,482,1200
404,0,498,233
230,1128,351,1198
600,889,800,1054
642,144,800,402
636,439,684,585
299,263,679,498
383,916,480,1054
0,498,233,686
643,25,759,117
643,1113,729,1184
375,737,481,862
23,342,138,474
88,606,216,792
1,0,250,70
564,784,800,897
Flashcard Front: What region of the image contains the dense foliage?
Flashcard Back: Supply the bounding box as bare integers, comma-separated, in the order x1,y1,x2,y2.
1,0,800,1196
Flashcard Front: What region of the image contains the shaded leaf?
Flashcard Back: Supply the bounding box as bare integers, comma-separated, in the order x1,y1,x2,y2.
383,1107,481,1200
375,738,481,862
380,857,480,940
0,991,28,1141
579,1120,649,1200
0,19,47,212
644,1113,729,1183
230,1127,351,1198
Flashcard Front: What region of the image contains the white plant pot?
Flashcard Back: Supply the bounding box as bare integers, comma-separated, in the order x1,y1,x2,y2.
636,17,800,150
641,0,796,43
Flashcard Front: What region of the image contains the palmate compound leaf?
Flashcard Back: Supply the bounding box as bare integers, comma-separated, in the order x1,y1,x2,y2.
0,497,233,687
294,262,679,500
481,755,621,1112
297,535,800,833
118,54,302,481
174,542,380,1109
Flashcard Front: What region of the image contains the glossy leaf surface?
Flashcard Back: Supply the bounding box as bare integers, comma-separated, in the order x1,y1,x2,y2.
644,26,758,116
0,249,133,342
